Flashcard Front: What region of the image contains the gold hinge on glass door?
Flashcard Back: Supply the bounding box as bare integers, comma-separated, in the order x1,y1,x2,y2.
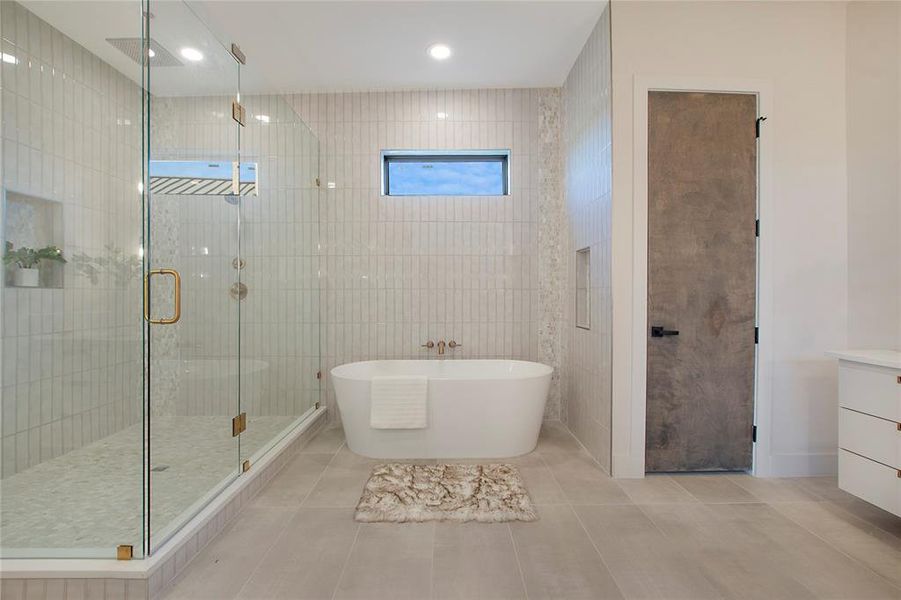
232,100,246,126
232,412,247,437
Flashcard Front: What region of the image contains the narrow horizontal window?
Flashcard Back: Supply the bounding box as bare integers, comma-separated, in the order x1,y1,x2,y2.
381,150,510,196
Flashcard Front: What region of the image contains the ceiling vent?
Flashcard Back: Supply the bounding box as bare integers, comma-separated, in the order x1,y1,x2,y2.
106,38,182,67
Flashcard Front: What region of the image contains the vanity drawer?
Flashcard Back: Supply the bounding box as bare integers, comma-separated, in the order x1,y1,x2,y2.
839,363,901,421
838,450,901,516
839,408,900,468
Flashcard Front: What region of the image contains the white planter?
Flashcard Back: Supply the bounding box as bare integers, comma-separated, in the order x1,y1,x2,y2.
14,268,39,287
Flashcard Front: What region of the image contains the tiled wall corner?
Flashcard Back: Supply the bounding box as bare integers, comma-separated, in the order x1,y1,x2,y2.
562,6,614,470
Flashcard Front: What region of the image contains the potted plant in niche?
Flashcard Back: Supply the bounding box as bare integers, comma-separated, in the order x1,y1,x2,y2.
3,242,67,287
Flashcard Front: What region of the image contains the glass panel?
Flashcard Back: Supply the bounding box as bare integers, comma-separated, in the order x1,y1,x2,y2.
144,1,241,552
237,95,321,466
0,0,145,558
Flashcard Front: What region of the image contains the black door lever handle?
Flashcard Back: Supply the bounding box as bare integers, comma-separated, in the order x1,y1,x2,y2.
651,326,679,338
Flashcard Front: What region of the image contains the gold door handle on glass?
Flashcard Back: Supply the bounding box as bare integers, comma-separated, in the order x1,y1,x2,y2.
144,269,181,324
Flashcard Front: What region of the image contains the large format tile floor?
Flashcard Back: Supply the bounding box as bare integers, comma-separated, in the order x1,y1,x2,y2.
162,423,901,600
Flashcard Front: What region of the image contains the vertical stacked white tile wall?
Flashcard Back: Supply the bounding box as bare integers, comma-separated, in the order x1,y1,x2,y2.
562,7,614,470
0,1,143,477
289,89,565,422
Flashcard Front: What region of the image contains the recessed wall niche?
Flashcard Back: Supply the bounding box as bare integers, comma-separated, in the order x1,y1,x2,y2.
3,190,66,289
576,246,590,329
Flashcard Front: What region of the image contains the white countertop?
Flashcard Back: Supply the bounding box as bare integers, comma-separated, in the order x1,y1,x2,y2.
825,349,901,370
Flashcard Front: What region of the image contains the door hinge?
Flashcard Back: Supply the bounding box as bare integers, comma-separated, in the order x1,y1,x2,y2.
754,327,759,344
230,43,246,65
316,370,322,380
232,100,246,127
315,177,321,188
756,116,767,138
755,219,760,237
117,545,133,560
752,425,758,443
232,412,247,437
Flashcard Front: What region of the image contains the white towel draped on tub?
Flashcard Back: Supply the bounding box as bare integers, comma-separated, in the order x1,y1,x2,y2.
370,376,428,429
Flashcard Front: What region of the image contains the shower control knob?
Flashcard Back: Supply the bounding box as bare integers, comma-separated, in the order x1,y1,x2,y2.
421,341,435,349
448,340,462,349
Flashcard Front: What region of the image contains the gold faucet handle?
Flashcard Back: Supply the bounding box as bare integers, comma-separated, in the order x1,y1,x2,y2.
421,341,435,349
448,340,462,349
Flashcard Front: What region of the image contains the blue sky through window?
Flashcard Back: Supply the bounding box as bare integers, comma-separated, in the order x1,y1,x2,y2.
385,155,507,196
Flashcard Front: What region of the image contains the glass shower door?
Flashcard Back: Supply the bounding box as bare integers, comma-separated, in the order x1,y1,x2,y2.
236,93,323,468
143,1,243,552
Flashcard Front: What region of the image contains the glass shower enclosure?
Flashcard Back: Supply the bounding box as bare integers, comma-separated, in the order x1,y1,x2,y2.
0,0,321,559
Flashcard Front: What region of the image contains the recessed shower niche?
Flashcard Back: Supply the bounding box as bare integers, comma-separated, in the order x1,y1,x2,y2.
2,190,66,288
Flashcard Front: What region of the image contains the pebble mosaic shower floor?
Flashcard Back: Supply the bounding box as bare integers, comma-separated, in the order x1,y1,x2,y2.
0,416,297,554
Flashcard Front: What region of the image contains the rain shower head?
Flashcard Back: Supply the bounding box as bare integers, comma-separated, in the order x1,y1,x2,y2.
106,37,182,67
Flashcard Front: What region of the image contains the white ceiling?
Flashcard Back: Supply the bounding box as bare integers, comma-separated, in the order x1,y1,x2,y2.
22,1,605,96
190,1,605,92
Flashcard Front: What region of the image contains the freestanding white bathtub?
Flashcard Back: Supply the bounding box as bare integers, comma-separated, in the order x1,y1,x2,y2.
331,360,552,458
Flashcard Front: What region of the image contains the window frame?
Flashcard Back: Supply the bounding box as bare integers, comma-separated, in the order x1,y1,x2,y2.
380,149,511,197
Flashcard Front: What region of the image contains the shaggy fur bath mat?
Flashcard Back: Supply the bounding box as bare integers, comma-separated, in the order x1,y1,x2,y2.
355,463,538,523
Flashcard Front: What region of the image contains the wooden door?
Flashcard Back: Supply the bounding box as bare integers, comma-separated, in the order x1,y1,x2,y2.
646,91,758,472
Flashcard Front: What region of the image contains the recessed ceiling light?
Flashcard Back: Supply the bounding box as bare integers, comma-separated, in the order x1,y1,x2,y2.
436,112,448,120
254,114,270,123
427,43,452,61
180,47,203,62
147,48,156,58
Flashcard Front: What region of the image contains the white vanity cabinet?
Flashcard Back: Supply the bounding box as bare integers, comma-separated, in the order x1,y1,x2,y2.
826,350,901,517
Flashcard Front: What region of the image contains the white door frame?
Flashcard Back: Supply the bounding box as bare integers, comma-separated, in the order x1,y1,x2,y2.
623,75,775,478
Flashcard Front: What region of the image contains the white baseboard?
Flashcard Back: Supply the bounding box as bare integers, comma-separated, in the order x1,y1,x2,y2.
764,451,838,478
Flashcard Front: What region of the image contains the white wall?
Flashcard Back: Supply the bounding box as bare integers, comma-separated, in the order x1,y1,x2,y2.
289,90,567,422
846,1,901,350
610,0,849,477
562,7,614,471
